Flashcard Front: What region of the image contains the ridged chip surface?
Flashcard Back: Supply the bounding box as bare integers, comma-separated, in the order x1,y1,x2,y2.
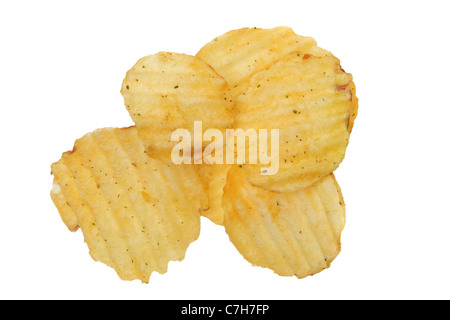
235,52,354,192
50,127,207,282
121,52,235,162
222,167,345,278
197,26,331,97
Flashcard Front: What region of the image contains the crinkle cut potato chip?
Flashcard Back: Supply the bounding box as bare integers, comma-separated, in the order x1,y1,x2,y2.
235,52,354,192
222,166,345,279
196,26,332,97
50,126,208,283
121,52,235,162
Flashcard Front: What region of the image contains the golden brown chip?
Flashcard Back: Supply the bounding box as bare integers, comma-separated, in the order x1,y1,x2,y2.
196,26,332,97
235,52,354,192
196,164,232,225
121,52,235,162
222,166,345,278
50,126,207,283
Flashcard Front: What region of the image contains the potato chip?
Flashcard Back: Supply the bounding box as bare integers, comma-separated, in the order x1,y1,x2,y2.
235,52,354,192
196,164,232,225
50,126,207,282
196,26,331,97
121,52,235,162
222,166,345,278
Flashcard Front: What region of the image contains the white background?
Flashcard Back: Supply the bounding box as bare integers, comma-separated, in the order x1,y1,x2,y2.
1,0,449,300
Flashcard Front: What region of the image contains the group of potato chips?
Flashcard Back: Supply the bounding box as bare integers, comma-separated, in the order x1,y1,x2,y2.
51,27,357,282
